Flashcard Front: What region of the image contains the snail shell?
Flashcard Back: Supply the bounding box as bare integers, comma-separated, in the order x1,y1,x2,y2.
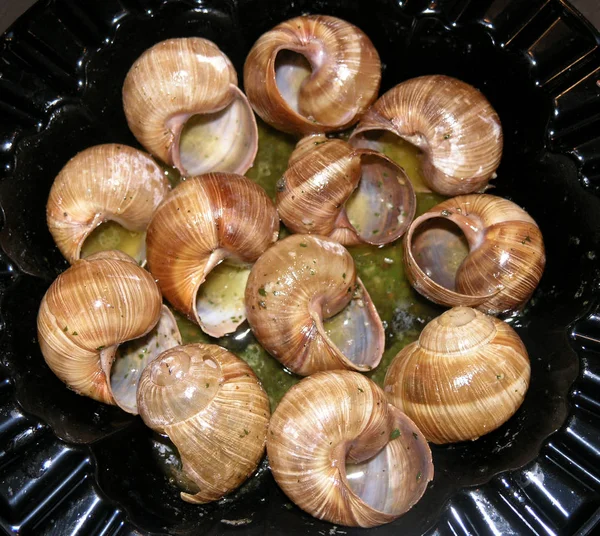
245,234,385,375
123,38,258,176
137,343,270,504
146,173,279,338
47,144,170,264
404,194,545,315
350,75,503,196
384,307,531,444
244,15,381,136
37,250,181,413
276,135,416,246
268,370,433,527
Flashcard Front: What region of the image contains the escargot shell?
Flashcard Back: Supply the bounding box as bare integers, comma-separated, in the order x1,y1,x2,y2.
350,75,503,196
146,173,279,338
404,194,545,314
37,250,181,413
137,343,270,504
268,370,433,527
47,144,170,265
276,135,416,245
244,15,381,136
245,234,385,375
123,38,258,176
384,307,531,444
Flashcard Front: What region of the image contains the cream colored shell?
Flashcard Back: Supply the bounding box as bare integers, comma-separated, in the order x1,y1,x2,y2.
384,307,531,444
244,15,381,135
245,234,384,375
276,135,416,246
268,370,433,527
46,144,169,264
137,343,270,504
146,173,279,338
37,251,162,406
350,75,503,195
404,194,546,315
123,38,258,176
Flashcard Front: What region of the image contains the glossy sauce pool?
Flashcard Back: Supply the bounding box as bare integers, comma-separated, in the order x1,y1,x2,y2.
82,119,447,408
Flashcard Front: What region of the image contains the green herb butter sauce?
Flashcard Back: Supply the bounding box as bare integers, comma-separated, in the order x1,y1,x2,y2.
82,119,446,409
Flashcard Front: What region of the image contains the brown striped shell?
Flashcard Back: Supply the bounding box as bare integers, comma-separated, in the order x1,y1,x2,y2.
384,307,530,444
137,343,270,504
350,75,503,196
268,370,433,527
244,15,381,136
404,194,545,315
245,234,385,375
47,144,170,265
123,38,258,176
146,173,279,338
276,135,416,245
36,251,181,413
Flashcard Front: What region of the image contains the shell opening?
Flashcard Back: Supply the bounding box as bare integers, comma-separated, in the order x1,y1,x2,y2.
110,306,182,414
321,283,383,370
274,50,312,115
345,407,433,516
411,217,470,291
177,86,257,176
80,221,146,265
346,444,399,514
196,260,251,337
344,154,415,245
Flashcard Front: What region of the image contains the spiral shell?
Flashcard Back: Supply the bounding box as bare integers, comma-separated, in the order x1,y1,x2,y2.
350,75,503,196
123,38,258,176
268,370,433,527
46,144,170,264
146,173,279,338
137,343,270,504
404,194,545,314
276,135,416,245
37,251,181,413
245,234,384,375
384,307,530,444
244,15,381,136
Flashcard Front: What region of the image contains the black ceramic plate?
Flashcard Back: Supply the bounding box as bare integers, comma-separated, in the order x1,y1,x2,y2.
0,0,599,535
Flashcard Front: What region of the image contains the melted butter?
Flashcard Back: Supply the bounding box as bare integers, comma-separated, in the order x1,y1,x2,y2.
80,221,145,262
375,132,430,193
80,120,447,410
196,261,250,332
150,120,449,495
245,120,295,199
169,119,447,405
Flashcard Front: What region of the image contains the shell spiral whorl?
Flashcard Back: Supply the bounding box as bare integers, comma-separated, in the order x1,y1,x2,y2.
146,173,279,338
268,370,433,527
137,343,270,504
37,251,163,406
403,194,545,314
384,307,531,444
123,38,258,176
350,75,503,196
244,15,381,136
245,234,385,375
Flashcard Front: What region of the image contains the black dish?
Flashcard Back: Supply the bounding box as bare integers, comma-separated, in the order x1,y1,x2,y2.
0,0,599,534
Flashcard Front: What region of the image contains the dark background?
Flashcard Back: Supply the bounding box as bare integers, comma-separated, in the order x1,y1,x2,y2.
0,0,599,31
